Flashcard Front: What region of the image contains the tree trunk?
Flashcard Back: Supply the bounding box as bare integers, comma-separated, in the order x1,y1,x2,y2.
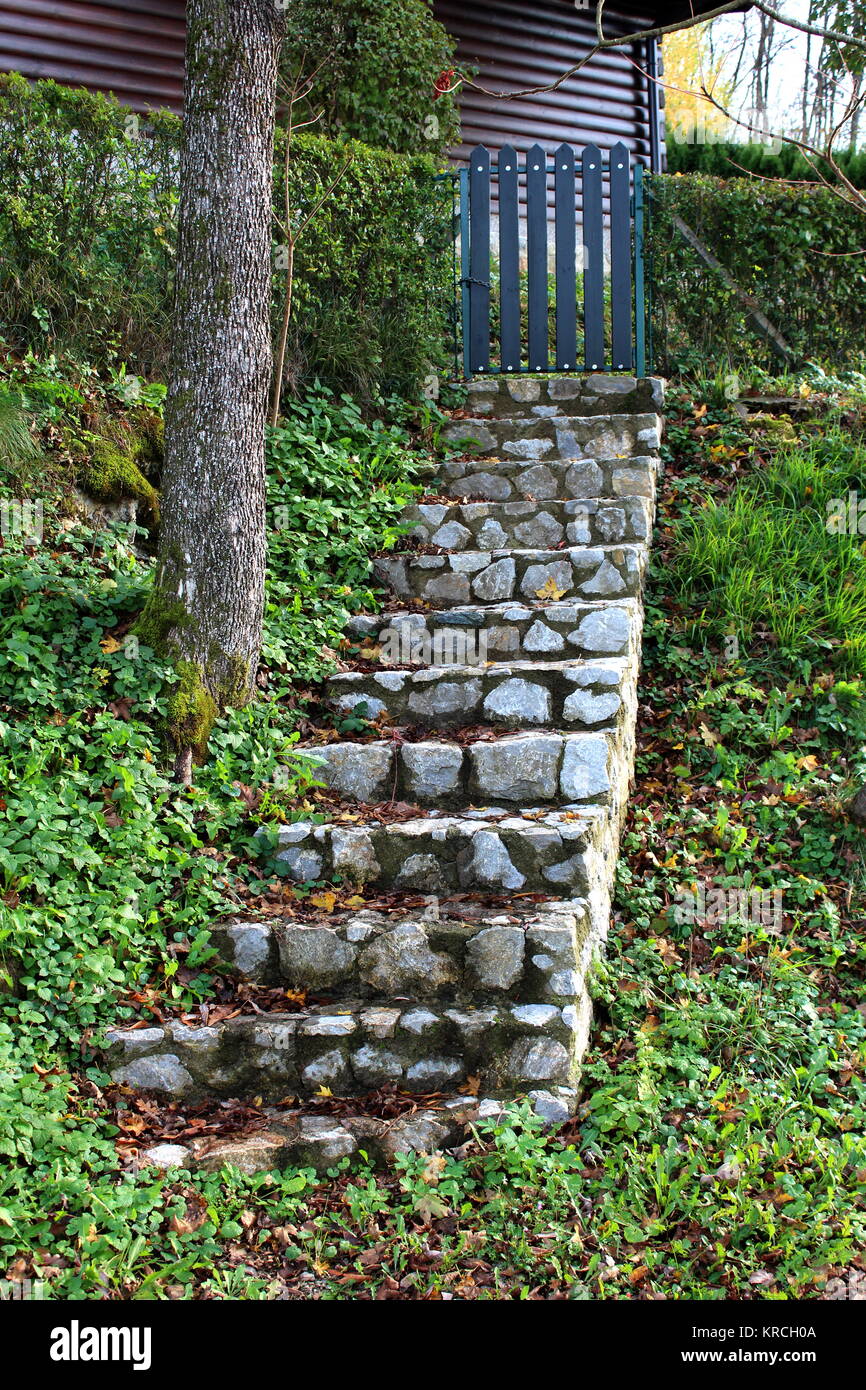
139,0,283,775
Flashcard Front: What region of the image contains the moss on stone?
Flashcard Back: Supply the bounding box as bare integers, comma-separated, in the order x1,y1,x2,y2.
65,407,164,526
82,438,160,523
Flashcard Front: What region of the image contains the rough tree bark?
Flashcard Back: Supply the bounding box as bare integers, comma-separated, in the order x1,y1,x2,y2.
139,0,283,781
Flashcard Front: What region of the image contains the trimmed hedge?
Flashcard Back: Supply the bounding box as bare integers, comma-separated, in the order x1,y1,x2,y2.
667,137,866,190
0,74,179,373
649,172,866,374
274,128,452,399
0,75,452,399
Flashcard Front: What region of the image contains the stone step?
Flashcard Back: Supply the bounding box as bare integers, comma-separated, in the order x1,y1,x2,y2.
108,897,597,1127
438,452,658,503
107,996,585,1106
347,598,639,665
304,729,620,810
328,656,629,731
464,373,664,421
211,896,592,992
134,1100,484,1175
403,495,652,551
262,807,612,902
374,544,645,607
439,411,661,465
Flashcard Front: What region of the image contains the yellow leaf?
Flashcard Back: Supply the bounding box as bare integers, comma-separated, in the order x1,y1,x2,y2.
535,576,567,601
99,636,122,654
310,891,337,911
796,754,819,772
315,1085,333,1098
422,1153,447,1184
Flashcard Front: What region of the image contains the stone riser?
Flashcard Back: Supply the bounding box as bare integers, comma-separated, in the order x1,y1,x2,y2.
107,996,587,1104
211,899,590,988
464,374,664,421
328,657,628,731
267,809,611,900
347,598,639,664
374,544,645,607
403,496,651,550
305,730,620,810
151,1105,475,1175
439,412,661,464
437,454,657,503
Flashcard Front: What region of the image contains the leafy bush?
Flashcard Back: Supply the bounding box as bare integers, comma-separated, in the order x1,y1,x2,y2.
263,387,424,679
274,132,453,400
0,77,452,399
648,172,866,373
285,0,459,156
667,137,866,189
0,74,178,374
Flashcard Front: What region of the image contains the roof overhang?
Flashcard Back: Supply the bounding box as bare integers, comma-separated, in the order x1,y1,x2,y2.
610,2,751,25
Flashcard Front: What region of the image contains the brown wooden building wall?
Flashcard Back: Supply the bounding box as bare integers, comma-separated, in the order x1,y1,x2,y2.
0,0,686,159
432,0,658,167
0,0,186,112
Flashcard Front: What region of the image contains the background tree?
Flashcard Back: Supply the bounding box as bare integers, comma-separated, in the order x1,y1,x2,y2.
663,22,734,145
138,0,284,782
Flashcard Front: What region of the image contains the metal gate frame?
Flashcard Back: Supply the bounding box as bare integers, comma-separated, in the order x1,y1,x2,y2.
457,142,647,380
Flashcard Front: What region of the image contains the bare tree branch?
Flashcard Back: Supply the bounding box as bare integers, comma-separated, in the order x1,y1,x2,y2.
461,1,866,103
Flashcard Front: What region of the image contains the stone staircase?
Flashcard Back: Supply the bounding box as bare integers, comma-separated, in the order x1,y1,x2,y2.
106,373,663,1173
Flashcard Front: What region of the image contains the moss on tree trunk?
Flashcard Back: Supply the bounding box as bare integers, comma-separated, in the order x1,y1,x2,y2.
138,0,283,778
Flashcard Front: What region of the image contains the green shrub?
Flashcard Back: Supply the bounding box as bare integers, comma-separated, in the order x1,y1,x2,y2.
0,77,453,399
667,137,866,189
0,73,179,374
263,387,423,678
285,0,459,156
276,131,452,400
648,172,866,374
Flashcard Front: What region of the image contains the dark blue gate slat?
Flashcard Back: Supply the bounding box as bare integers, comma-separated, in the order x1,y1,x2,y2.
497,145,521,372
609,142,632,370
468,145,491,374
581,143,604,371
526,143,548,372
554,143,577,371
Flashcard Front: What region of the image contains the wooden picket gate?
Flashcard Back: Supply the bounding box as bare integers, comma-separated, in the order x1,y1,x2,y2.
457,141,647,379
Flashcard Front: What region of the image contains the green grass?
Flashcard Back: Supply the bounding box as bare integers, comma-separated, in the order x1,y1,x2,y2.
670,427,866,673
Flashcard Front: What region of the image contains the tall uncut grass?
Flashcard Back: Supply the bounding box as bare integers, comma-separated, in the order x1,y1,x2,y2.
670,427,866,675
